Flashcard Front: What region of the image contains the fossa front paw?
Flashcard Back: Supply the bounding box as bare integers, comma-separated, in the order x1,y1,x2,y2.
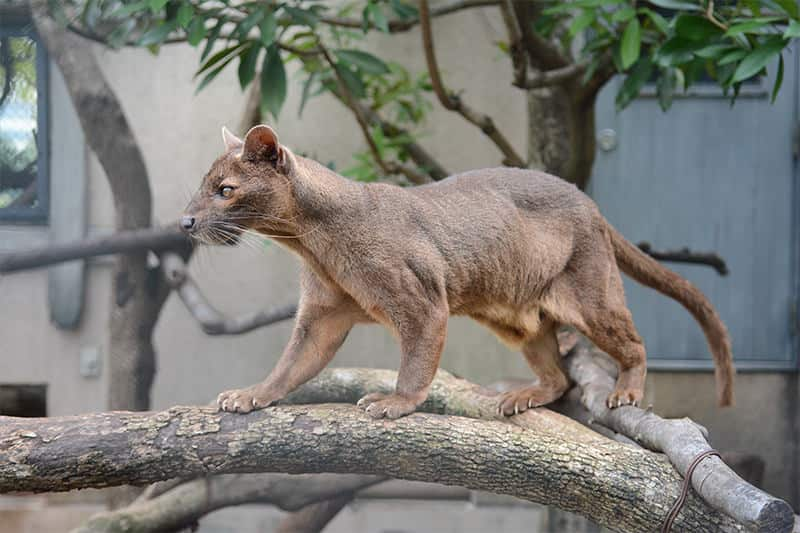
217,385,280,414
357,392,417,419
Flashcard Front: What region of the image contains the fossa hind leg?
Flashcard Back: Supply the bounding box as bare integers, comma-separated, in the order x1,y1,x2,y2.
497,320,569,416
580,283,647,408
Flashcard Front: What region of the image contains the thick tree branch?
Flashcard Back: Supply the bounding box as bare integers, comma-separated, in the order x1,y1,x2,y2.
161,252,296,335
419,0,526,168
0,403,744,532
511,2,570,71
561,334,793,532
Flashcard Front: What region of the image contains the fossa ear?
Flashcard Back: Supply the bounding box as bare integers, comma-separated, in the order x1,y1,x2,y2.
242,124,286,167
221,126,243,152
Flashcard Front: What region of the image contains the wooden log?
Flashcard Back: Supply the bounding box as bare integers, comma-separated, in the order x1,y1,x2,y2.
0,368,745,532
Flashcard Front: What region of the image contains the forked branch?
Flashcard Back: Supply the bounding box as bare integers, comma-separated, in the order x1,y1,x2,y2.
419,0,525,167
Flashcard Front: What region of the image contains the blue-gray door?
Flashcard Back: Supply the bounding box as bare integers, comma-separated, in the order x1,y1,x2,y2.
589,52,797,369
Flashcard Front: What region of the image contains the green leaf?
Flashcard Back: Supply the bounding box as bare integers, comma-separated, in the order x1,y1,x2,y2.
337,65,367,98
187,17,206,46
694,43,738,59
611,6,636,23
149,0,169,12
656,37,702,66
111,1,149,18
298,72,317,118
196,42,246,77
260,45,288,120
201,18,225,61
639,8,669,34
717,48,748,65
732,37,787,82
333,49,390,75
177,3,193,28
775,0,799,19
260,11,277,45
621,18,641,69
196,54,237,93
390,0,418,20
771,53,784,103
615,57,653,110
656,68,677,111
645,0,701,11
107,19,136,48
675,14,723,41
237,8,265,38
284,6,319,27
569,10,595,37
783,20,800,38
237,42,261,90
725,18,781,37
367,3,390,32
138,20,176,46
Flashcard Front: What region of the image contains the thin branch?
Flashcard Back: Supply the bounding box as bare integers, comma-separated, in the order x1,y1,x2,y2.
419,0,525,168
637,242,729,276
499,1,527,88
705,0,729,31
318,41,432,184
321,0,502,33
0,226,189,275
519,62,587,89
161,253,296,335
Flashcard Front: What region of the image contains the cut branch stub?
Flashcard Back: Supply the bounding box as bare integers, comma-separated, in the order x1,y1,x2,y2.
562,339,794,533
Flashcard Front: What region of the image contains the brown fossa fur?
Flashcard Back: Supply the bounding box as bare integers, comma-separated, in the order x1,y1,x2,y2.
182,125,735,419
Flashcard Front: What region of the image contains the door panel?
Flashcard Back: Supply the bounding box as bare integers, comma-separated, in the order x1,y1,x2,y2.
589,55,796,369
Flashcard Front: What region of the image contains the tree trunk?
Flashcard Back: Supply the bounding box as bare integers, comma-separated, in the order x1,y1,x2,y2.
527,85,596,190
31,1,165,411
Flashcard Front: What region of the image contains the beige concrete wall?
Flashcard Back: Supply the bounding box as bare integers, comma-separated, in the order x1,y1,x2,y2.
0,4,796,511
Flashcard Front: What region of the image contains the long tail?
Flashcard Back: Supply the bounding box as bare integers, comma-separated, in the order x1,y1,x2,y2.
607,223,735,406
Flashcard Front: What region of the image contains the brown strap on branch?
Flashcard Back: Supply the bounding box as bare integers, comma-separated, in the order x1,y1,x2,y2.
661,449,721,532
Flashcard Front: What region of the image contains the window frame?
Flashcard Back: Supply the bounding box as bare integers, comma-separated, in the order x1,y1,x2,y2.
0,17,49,224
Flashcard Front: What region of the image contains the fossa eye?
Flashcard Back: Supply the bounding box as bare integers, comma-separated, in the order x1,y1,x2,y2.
219,185,235,199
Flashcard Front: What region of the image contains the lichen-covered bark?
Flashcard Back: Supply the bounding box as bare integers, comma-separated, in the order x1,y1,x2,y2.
0,401,742,532
562,339,795,533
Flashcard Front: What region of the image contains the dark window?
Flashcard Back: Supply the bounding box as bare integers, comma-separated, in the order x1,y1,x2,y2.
0,14,48,224
0,384,47,417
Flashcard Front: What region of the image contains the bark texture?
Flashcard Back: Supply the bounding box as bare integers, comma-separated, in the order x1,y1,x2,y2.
0,365,750,533
526,87,596,190
562,337,795,533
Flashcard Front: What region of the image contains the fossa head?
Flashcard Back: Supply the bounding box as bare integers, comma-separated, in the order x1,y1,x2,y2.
181,125,297,244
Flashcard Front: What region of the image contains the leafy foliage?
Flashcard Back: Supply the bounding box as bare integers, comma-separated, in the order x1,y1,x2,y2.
543,0,795,110
54,0,800,180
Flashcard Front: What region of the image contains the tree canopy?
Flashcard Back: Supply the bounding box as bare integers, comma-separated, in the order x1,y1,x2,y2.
54,0,796,182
